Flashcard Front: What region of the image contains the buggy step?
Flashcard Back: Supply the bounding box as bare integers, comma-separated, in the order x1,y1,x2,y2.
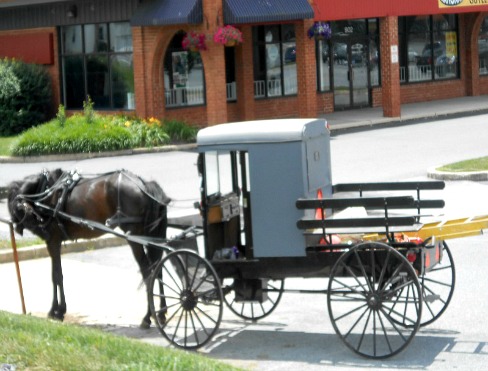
296,196,416,210
297,216,417,230
333,181,445,194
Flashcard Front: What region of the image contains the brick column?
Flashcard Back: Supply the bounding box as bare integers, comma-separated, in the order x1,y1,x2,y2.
296,19,317,118
201,0,228,125
465,13,482,96
380,16,401,118
236,26,255,121
132,26,148,118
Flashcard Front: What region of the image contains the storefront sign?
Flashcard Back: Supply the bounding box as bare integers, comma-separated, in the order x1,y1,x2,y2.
439,0,488,8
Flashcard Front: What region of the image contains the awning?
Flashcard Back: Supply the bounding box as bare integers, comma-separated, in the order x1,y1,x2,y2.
131,0,203,26
223,0,314,25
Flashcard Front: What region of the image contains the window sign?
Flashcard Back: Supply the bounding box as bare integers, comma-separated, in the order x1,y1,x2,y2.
445,31,457,58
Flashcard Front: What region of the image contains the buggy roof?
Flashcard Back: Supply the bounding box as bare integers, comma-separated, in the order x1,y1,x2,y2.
197,118,327,147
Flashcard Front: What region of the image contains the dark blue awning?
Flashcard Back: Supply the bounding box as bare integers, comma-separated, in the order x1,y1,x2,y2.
131,0,203,26
223,0,314,25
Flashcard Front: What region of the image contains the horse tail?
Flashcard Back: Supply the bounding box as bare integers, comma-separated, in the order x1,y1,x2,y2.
143,180,171,238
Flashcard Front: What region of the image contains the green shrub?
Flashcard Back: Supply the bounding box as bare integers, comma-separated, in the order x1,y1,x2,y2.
110,115,170,148
11,115,133,156
164,119,199,142
0,61,20,99
9,106,198,156
0,58,53,136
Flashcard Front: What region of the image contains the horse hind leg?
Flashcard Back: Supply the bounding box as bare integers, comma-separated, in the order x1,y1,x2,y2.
141,246,166,329
129,242,164,329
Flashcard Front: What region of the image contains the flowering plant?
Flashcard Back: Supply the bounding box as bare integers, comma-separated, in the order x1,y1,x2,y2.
182,31,207,51
307,21,332,40
213,25,243,46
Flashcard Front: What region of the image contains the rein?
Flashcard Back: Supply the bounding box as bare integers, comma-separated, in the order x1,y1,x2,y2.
15,169,170,235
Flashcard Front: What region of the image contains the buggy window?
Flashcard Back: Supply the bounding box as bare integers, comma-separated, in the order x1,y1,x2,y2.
204,151,233,196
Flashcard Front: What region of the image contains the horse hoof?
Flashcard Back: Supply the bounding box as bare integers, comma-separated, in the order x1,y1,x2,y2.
157,313,166,325
48,312,65,322
140,319,151,330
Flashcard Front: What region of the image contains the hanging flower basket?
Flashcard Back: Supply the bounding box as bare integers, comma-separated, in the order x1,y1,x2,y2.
307,21,332,41
182,31,207,51
213,25,243,47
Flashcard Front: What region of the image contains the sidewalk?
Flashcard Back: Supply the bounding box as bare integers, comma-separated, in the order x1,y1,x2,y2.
325,95,488,131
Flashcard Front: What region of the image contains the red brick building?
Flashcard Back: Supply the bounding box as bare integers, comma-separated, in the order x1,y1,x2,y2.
1,0,488,127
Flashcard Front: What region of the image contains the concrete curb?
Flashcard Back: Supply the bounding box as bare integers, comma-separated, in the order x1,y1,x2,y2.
0,143,197,164
0,235,126,264
427,167,488,181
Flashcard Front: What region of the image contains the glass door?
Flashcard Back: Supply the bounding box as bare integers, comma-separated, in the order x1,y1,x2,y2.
333,38,370,109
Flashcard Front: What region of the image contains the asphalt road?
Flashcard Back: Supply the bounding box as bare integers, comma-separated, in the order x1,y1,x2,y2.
1,114,488,370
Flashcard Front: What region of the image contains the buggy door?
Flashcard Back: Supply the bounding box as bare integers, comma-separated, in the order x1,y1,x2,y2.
200,150,252,260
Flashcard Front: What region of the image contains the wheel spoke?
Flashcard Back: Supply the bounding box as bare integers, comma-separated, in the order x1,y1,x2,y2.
339,260,369,293
377,310,393,354
422,276,452,288
376,249,391,289
354,249,374,292
429,265,452,273
335,302,369,322
356,307,373,353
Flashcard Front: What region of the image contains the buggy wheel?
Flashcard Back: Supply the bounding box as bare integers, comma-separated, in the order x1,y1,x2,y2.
148,249,223,349
328,242,422,359
418,240,455,327
223,278,284,321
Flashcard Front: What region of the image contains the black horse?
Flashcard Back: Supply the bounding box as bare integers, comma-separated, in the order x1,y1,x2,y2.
7,168,170,328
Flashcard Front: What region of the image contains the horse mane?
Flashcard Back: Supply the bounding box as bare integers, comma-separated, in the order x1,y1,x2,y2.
141,179,171,238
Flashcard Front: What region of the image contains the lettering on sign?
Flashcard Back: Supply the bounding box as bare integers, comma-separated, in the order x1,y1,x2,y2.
439,0,462,5
439,0,488,8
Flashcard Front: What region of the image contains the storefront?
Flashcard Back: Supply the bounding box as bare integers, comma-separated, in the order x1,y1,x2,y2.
1,0,488,127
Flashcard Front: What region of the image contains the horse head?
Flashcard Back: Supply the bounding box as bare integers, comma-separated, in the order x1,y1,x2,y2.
7,169,63,238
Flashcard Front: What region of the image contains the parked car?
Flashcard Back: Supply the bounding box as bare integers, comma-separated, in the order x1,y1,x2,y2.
284,46,296,63
417,41,444,73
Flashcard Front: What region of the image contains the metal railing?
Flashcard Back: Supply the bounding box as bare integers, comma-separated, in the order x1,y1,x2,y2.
165,82,237,107
165,86,205,107
254,79,297,98
400,63,458,82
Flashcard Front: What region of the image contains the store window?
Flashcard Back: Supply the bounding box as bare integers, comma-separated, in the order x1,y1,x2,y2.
318,18,380,92
478,16,488,75
399,15,459,83
317,40,331,91
253,24,297,98
60,22,134,110
163,31,205,108
225,47,237,101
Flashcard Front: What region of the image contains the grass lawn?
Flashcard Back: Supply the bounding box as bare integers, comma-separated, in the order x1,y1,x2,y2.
436,156,488,172
0,311,240,370
0,136,16,156
0,236,44,250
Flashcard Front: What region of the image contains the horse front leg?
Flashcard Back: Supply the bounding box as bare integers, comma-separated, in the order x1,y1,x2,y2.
129,242,160,329
47,241,66,321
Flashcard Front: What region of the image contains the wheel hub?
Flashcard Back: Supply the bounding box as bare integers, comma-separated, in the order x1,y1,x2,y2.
367,293,382,310
180,290,197,311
